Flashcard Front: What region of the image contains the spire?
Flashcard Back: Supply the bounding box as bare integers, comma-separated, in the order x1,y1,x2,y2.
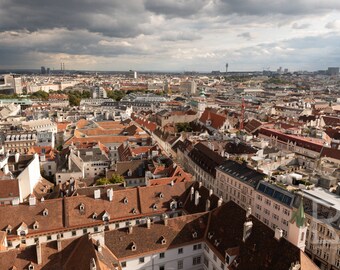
290,198,305,228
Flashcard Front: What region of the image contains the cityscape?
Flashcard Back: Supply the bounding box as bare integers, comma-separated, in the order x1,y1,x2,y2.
0,1,340,270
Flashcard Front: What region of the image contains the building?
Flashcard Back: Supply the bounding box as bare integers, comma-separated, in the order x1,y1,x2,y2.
0,181,318,270
92,85,107,99
179,80,197,95
327,67,339,76
0,131,37,154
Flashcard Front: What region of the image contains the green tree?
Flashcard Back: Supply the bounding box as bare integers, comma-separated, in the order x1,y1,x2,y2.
176,122,193,132
107,90,125,101
96,174,124,185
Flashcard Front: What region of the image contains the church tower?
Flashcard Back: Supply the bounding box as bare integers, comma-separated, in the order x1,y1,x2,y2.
287,198,308,251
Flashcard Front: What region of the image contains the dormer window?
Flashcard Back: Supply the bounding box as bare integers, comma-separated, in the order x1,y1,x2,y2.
152,204,157,210
159,192,164,199
131,242,137,251
5,225,12,234
178,201,183,208
132,208,137,214
160,236,166,245
192,231,198,239
42,208,48,216
102,211,110,222
208,232,214,239
214,239,220,247
33,221,39,230
170,200,177,210
123,197,128,204
28,263,34,270
79,203,85,212
92,212,98,219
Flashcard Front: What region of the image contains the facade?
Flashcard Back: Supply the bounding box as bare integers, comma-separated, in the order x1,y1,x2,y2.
1,131,37,154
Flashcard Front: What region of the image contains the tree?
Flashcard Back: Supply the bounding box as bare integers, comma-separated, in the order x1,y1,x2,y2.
107,90,125,101
176,122,193,132
96,174,124,186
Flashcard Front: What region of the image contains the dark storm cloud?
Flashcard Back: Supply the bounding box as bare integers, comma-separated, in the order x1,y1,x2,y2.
214,0,340,16
0,0,148,37
144,0,209,18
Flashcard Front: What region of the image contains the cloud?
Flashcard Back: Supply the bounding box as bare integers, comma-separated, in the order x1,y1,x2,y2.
160,31,202,41
237,32,253,40
144,0,209,18
214,0,340,16
0,0,340,71
325,20,340,29
292,22,310,29
0,0,149,38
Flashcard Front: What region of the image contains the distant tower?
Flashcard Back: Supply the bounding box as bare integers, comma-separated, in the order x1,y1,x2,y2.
226,63,229,74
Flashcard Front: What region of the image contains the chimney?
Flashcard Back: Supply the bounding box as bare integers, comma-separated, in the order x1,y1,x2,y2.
128,225,133,234
146,217,151,229
217,196,223,207
57,234,62,251
29,195,36,206
14,152,20,163
3,164,9,175
274,228,283,241
209,189,213,197
190,187,194,201
90,258,97,270
94,189,101,199
107,188,113,202
163,214,168,226
96,240,102,253
36,240,42,265
242,220,253,242
205,199,211,211
194,190,200,206
246,206,252,218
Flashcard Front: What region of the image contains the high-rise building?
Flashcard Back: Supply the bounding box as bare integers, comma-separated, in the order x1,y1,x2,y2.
226,63,229,74
327,67,339,76
41,66,46,74
46,68,50,75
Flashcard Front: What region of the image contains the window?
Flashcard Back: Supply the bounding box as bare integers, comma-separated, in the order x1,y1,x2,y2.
282,219,288,226
47,235,52,241
204,256,209,267
139,257,145,263
213,254,217,261
178,248,183,254
221,262,225,269
121,261,126,268
159,266,165,270
193,256,201,265
72,231,76,236
193,243,202,250
204,244,209,252
178,260,183,269
160,252,165,259
83,229,87,234
283,208,290,216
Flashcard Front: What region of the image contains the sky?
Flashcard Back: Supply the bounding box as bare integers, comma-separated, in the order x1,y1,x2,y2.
0,0,340,72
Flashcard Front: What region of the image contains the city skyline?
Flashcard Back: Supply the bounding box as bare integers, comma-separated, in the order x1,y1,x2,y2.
0,0,340,71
